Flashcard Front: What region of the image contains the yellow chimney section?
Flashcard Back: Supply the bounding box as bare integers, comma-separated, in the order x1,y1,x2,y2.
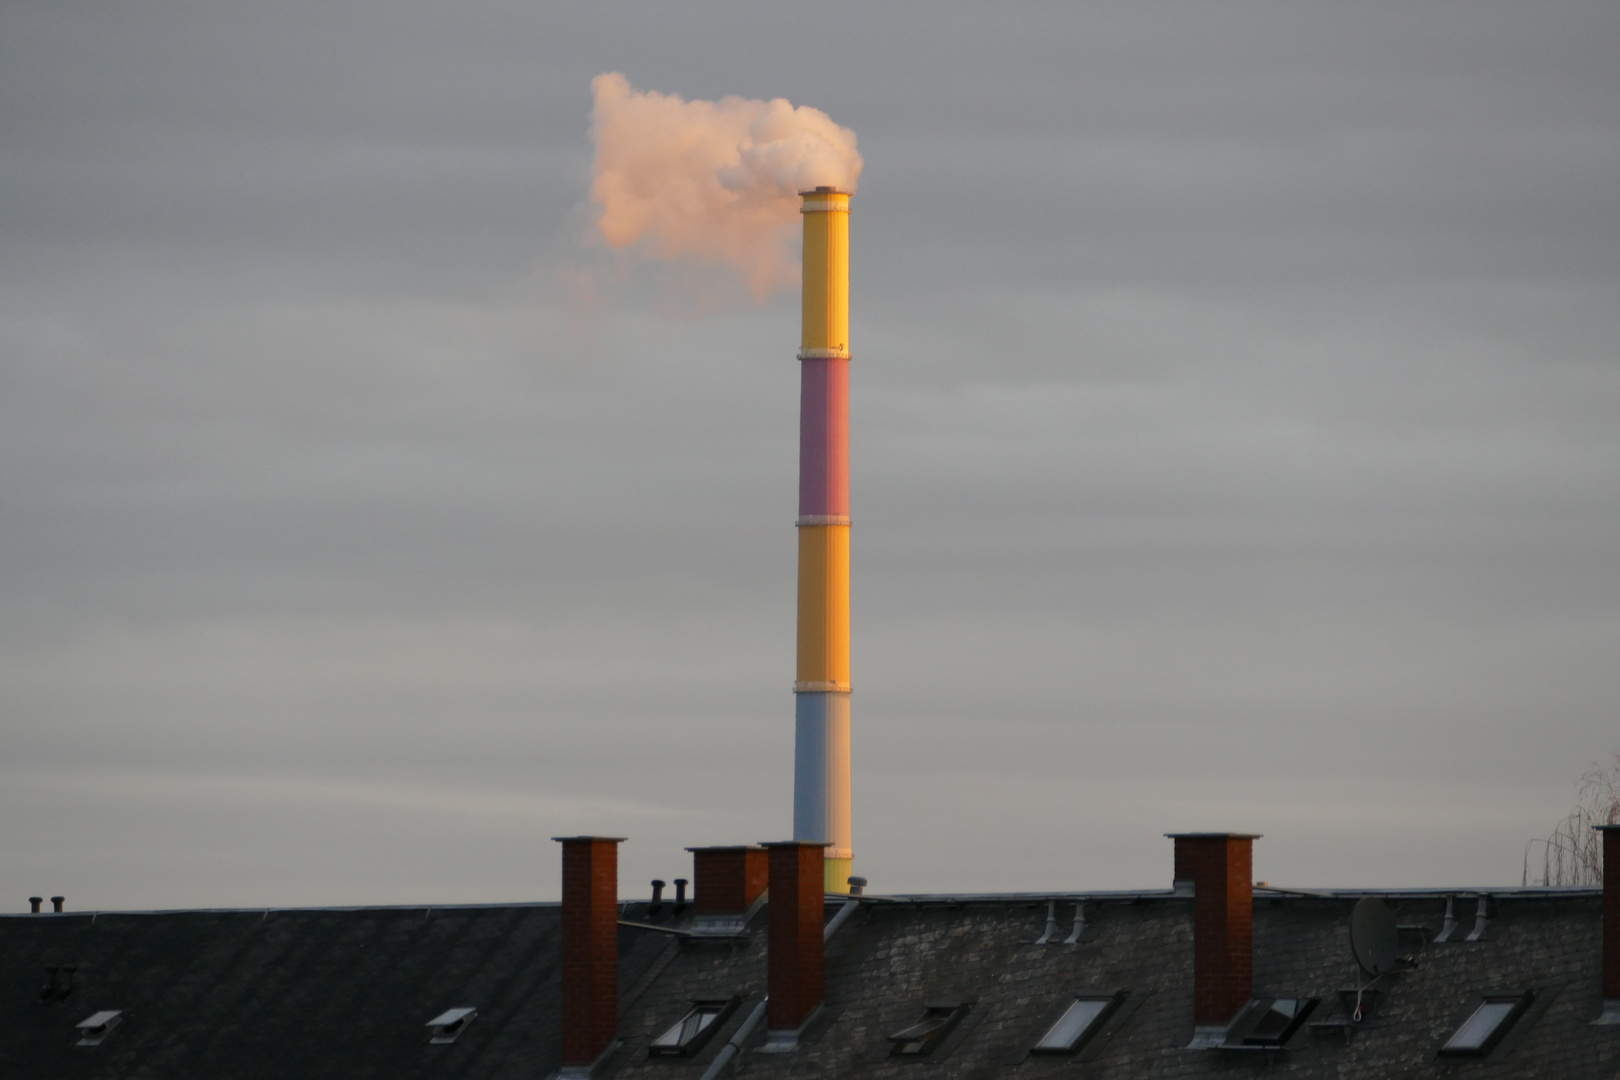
800,189,850,358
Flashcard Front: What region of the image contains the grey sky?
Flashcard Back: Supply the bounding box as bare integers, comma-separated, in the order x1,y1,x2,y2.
2,1,1617,908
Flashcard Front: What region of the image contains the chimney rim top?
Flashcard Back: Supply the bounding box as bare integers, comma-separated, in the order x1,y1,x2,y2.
685,845,768,853
550,835,627,844
758,840,834,849
1165,832,1262,840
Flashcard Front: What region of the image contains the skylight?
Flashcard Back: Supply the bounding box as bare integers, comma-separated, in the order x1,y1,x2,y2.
1031,993,1123,1055
1241,999,1316,1046
648,999,737,1057
1440,993,1534,1057
426,1007,476,1045
75,1010,121,1047
888,1003,970,1056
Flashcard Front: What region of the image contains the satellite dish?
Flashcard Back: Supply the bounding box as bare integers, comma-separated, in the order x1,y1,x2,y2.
1350,896,1400,977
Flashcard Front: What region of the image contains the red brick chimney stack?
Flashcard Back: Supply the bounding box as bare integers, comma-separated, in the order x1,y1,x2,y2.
1169,832,1259,1036
1599,825,1620,1017
555,836,625,1073
688,845,768,915
762,840,831,1048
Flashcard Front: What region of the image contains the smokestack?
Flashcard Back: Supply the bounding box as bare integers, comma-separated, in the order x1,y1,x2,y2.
793,186,854,895
762,840,830,1050
1168,833,1258,1044
1599,825,1620,1023
554,836,625,1075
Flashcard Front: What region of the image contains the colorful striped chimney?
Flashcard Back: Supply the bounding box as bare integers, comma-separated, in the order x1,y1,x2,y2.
793,186,853,894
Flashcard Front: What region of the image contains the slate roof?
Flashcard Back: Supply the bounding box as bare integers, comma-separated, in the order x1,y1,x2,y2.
0,903,669,1080
604,889,1620,1080
3,889,1617,1078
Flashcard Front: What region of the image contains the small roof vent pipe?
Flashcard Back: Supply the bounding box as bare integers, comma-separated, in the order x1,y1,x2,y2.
51,896,64,913
649,879,666,917
673,878,688,914
29,897,42,914
847,876,867,896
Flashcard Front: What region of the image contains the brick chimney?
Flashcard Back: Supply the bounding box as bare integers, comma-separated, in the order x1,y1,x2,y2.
1168,832,1259,1041
1599,825,1620,1024
687,845,768,935
554,836,625,1075
761,840,830,1051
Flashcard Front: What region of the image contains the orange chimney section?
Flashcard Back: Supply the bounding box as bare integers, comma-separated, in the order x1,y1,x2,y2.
689,845,768,915
1169,832,1258,1034
762,840,830,1048
1600,825,1620,1016
555,836,624,1072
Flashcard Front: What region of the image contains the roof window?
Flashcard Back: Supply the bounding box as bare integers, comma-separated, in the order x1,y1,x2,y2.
1439,992,1534,1057
647,998,737,1057
1031,993,1123,1055
425,1007,476,1044
75,1010,121,1047
888,1002,971,1056
1220,998,1319,1049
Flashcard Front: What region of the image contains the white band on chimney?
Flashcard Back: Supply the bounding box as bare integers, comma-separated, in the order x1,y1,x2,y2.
797,515,850,527
794,681,851,694
800,200,851,214
797,347,851,360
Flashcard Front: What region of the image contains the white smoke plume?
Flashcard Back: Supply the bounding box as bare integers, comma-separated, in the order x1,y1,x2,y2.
588,73,863,300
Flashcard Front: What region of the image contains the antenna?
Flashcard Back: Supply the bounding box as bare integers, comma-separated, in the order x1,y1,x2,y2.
1349,896,1401,977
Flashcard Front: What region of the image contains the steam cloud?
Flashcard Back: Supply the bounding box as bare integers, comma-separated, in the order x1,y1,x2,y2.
588,73,863,299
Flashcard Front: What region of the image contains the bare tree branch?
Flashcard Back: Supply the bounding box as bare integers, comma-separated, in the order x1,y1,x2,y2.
1523,752,1620,886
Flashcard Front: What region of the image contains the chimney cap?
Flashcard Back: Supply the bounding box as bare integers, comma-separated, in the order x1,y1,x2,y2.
550,836,627,843
685,845,767,853
1164,832,1262,840
1592,824,1620,831
758,840,834,848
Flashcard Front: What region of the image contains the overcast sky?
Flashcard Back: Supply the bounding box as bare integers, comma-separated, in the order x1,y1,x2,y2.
3,1,1617,909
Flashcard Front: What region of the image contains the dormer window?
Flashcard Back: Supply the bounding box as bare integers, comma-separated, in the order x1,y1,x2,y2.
1031,993,1123,1055
426,1007,477,1044
888,1002,971,1056
647,999,738,1057
1440,992,1534,1057
75,1010,121,1047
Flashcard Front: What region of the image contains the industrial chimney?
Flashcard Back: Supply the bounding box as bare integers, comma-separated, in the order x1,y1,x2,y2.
792,186,854,894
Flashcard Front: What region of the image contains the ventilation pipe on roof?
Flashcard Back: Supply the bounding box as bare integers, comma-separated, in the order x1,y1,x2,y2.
760,840,831,1052
1597,825,1620,1025
1168,833,1259,1047
1063,901,1088,947
1435,896,1459,943
553,836,625,1077
28,897,41,914
51,896,64,913
673,878,688,914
